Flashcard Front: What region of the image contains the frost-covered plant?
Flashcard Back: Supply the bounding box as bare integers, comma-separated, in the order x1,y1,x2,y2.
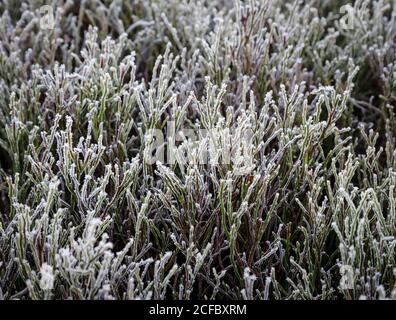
0,0,396,300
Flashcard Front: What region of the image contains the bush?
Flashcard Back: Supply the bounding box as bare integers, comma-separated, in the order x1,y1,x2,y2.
0,0,396,300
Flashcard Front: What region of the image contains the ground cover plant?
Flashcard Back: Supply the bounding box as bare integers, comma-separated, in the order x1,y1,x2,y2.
0,0,396,300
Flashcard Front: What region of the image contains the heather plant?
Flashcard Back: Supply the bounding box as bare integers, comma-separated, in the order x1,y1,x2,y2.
0,0,396,300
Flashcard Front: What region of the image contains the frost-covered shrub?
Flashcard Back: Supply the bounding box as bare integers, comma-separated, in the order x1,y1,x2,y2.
0,0,396,300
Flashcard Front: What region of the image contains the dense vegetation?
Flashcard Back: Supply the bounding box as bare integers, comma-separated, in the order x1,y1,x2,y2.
1,0,396,300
